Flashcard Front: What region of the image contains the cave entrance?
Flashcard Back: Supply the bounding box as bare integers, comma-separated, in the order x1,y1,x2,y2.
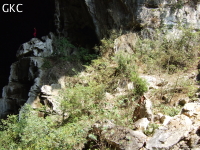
58,0,99,50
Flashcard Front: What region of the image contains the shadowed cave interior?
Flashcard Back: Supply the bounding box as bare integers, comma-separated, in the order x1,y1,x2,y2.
0,0,99,92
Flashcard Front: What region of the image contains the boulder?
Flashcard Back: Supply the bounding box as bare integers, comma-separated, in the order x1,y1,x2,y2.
153,113,164,123
40,84,62,116
140,75,158,89
114,33,137,54
178,97,190,106
181,103,200,118
146,115,193,150
103,128,147,150
92,120,147,150
160,115,172,126
41,85,52,96
181,103,200,126
133,95,154,122
133,118,150,131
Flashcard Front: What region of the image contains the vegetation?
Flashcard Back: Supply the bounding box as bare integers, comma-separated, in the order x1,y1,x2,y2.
1,26,200,149
0,105,89,150
52,36,97,64
144,123,159,136
42,36,97,69
135,27,200,74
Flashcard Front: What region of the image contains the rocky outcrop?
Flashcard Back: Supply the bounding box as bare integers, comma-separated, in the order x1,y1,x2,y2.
0,1,200,148
133,95,154,122
40,84,65,118
89,102,200,150
145,103,200,149
89,119,147,150
86,71,200,149
146,115,193,149
0,33,54,119
16,33,54,58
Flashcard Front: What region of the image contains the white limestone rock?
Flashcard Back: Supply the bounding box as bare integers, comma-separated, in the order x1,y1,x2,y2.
133,95,154,122
16,32,54,58
160,115,172,126
41,85,52,96
146,115,193,150
114,33,137,54
133,118,150,131
181,103,200,118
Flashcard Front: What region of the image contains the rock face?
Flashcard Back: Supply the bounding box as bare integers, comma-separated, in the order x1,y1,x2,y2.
55,0,200,41
0,33,54,119
0,1,200,149
16,33,54,58
54,0,99,48
40,84,63,117
133,118,150,131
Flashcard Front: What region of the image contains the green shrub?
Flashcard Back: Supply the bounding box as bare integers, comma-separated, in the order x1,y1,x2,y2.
130,72,148,96
77,47,97,64
60,81,105,122
0,105,90,150
135,27,200,74
144,123,159,136
96,29,122,57
53,36,97,64
42,58,52,69
53,36,75,56
114,52,136,78
158,105,181,117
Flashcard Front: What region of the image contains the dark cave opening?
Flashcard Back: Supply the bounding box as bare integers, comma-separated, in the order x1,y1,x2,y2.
0,0,55,91
58,0,100,50
67,25,99,50
0,0,101,92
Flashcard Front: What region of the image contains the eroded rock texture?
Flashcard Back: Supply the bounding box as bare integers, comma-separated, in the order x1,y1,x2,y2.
0,34,53,119
55,0,200,41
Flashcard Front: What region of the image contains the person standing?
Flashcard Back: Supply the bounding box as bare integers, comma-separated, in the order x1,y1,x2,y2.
33,28,37,37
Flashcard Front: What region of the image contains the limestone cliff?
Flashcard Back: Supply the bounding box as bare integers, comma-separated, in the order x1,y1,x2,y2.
0,34,54,119
0,0,200,119
0,1,200,149
55,0,200,40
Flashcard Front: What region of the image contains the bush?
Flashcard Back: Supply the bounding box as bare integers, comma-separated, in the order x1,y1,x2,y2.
156,104,181,117
42,58,52,69
0,105,90,150
144,123,159,136
115,53,135,75
135,27,200,74
95,29,122,57
130,72,148,96
60,81,105,122
52,36,98,65
53,36,75,56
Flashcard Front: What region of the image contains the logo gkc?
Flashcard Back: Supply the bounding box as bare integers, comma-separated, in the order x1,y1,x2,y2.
2,4,23,13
